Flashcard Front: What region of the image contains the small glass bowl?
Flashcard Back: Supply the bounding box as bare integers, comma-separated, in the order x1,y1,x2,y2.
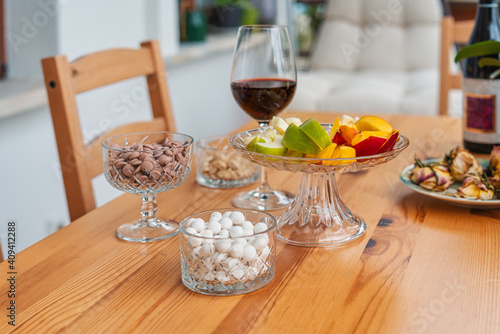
179,209,277,295
195,135,260,188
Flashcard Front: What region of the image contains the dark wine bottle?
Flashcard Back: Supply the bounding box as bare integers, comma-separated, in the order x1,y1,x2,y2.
463,0,500,153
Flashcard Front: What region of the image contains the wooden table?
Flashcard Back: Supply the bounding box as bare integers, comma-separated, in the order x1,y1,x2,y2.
1,112,499,333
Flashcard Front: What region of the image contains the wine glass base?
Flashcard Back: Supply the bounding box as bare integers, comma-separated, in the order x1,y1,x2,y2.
232,188,294,211
116,219,179,243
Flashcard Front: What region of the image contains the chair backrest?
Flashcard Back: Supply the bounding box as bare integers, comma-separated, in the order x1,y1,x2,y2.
439,16,475,116
310,0,442,71
41,40,176,221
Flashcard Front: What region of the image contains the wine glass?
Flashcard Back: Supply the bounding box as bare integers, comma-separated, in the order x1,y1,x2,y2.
230,25,297,210
102,131,193,242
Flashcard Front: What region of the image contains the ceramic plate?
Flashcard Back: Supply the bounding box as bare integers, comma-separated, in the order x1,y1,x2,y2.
400,158,500,209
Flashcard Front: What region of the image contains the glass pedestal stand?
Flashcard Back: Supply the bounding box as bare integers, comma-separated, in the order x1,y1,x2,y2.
277,172,366,247
229,126,409,248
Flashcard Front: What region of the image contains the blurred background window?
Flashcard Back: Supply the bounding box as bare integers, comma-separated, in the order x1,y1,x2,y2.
294,0,326,65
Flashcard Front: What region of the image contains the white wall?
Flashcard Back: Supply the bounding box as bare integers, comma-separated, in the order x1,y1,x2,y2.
0,1,249,255
5,0,59,78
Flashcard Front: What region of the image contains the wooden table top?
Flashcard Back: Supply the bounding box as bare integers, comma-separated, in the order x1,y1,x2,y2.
1,112,499,333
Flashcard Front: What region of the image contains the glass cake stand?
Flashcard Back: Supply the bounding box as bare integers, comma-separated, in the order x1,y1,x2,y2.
229,125,410,247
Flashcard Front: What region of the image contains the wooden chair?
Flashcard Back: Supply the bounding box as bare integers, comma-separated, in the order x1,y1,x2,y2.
41,40,176,222
439,16,475,116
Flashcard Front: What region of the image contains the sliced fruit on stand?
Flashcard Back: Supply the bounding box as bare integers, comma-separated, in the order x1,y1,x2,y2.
285,117,303,126
351,131,390,157
329,117,341,140
282,123,322,155
316,143,338,165
255,135,288,156
340,114,359,125
285,149,304,158
377,129,399,153
355,115,393,132
262,129,277,141
299,118,332,149
332,132,347,145
245,135,268,151
270,116,289,135
338,124,359,145
330,146,356,165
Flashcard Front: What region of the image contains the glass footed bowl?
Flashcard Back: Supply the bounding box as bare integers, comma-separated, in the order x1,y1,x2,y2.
229,125,410,247
103,131,194,243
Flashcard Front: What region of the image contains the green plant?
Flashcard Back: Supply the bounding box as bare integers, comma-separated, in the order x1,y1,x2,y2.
214,0,250,8
455,40,500,78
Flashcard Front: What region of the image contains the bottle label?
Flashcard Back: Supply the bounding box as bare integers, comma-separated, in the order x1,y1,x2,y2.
465,93,496,132
463,78,500,144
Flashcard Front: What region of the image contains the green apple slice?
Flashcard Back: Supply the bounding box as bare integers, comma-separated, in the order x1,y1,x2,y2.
255,135,288,156
285,149,304,158
262,129,277,141
282,123,322,155
299,118,332,149
245,135,267,151
285,117,302,126
270,116,289,135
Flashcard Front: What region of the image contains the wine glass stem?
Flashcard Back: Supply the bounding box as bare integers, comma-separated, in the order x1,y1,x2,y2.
140,195,158,224
256,121,273,195
257,166,272,194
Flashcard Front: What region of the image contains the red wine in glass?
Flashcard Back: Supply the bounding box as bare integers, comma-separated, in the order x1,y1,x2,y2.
231,78,296,122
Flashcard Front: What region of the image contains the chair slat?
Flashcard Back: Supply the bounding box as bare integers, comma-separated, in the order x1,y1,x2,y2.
439,17,474,116
72,48,155,93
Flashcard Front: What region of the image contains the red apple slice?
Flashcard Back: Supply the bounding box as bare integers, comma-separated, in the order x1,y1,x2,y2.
352,133,388,157
377,130,399,153
332,132,347,145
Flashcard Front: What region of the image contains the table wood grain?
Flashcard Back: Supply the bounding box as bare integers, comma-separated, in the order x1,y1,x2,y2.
1,112,499,334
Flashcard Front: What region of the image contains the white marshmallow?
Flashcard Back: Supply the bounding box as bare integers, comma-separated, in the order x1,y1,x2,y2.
253,222,268,234
207,221,222,235
185,217,196,228
230,211,246,225
219,217,233,230
219,229,230,238
243,228,254,236
229,226,244,238
200,229,214,238
232,238,247,246
191,246,202,259
242,220,254,230
200,244,213,257
215,240,232,254
224,257,241,270
243,244,257,262
210,211,223,221
185,227,198,235
253,236,268,251
246,266,259,279
188,236,202,248
204,271,216,281
222,211,232,218
200,229,214,244
230,243,244,258
191,218,205,232
260,245,271,261
232,268,245,280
